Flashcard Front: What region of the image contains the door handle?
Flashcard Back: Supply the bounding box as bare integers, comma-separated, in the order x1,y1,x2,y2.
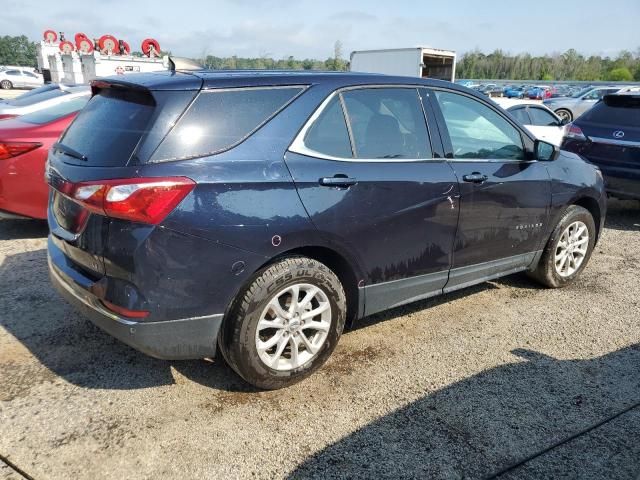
462,173,488,184
319,175,357,187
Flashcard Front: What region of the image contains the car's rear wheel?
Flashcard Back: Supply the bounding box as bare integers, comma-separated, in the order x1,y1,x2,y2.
528,205,596,288
1,80,12,90
555,108,573,122
219,256,346,389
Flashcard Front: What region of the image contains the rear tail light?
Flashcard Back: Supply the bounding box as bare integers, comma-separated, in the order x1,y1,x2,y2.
0,141,42,160
56,176,196,225
101,300,149,319
0,114,18,121
564,123,586,141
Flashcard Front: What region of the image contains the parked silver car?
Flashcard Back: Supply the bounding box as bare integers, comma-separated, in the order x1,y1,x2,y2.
0,84,89,120
543,86,626,122
0,68,44,90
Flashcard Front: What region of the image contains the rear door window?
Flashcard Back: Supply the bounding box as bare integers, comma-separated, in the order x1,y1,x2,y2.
151,86,305,162
528,107,559,126
509,107,531,124
341,88,432,159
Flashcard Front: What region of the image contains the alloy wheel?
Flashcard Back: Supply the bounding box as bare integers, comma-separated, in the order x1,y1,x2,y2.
255,283,332,371
554,221,589,277
555,109,572,122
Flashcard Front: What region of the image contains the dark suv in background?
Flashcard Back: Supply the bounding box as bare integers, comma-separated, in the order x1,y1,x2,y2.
562,93,640,200
47,70,606,389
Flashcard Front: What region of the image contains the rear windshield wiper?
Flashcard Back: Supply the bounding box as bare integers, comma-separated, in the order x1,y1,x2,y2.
53,142,87,161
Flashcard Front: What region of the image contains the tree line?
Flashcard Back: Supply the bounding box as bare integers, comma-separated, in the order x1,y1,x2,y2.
457,48,640,81
1,34,638,82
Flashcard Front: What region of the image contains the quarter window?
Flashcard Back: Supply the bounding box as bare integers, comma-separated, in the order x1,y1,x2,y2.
153,86,304,161
341,88,431,159
435,91,525,160
304,95,353,158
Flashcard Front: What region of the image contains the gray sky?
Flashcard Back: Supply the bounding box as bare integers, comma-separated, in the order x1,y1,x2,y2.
2,0,638,59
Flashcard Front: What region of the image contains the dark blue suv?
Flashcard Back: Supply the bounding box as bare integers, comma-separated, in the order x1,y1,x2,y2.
47,70,606,389
561,93,640,200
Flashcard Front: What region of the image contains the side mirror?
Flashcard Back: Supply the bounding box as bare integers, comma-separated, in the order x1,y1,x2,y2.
558,117,569,126
535,139,558,161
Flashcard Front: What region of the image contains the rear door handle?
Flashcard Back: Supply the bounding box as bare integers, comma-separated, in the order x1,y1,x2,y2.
462,173,488,184
319,176,358,187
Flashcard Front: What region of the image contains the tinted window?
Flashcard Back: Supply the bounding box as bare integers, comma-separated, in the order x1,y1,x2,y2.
153,86,304,161
6,84,59,102
528,107,558,126
5,70,20,76
581,101,640,128
342,88,431,159
435,91,524,160
304,95,352,158
7,89,67,107
509,107,531,124
59,88,155,166
19,95,88,125
584,89,615,100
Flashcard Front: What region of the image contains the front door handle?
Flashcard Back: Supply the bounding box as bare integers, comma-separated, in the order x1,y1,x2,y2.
462,173,488,184
319,175,358,187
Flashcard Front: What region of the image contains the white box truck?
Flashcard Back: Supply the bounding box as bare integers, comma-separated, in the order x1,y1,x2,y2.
350,47,456,82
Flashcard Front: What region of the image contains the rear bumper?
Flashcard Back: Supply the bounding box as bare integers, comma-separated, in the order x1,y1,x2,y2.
49,252,222,360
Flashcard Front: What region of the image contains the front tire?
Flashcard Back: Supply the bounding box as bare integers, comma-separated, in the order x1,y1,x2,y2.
1,80,12,90
219,257,346,389
528,205,596,288
555,108,573,122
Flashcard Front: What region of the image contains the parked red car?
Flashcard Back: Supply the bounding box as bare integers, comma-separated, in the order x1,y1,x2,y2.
0,95,88,219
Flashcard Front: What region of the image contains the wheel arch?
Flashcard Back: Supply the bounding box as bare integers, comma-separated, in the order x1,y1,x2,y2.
262,246,362,327
573,196,602,242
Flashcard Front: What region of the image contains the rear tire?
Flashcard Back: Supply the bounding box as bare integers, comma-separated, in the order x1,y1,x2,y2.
219,257,346,390
1,80,12,90
528,205,596,288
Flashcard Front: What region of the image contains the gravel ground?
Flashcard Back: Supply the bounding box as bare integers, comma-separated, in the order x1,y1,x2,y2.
0,199,639,479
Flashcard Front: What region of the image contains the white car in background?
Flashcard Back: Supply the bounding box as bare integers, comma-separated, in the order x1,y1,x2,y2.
0,68,44,90
493,98,567,146
0,84,89,120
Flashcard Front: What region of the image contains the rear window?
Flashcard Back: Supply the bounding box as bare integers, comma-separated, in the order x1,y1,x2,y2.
19,95,88,124
6,88,67,107
581,99,640,128
7,84,59,102
58,88,155,166
151,86,304,162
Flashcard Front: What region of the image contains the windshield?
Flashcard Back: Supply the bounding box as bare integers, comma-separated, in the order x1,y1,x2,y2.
18,95,89,125
572,87,593,99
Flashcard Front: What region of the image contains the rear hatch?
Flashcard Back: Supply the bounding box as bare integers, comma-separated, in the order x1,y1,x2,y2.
575,94,640,170
47,73,202,277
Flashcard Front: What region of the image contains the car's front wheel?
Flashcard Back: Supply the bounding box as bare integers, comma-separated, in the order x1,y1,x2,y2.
219,256,346,389
529,205,596,288
0,80,12,90
555,108,573,122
